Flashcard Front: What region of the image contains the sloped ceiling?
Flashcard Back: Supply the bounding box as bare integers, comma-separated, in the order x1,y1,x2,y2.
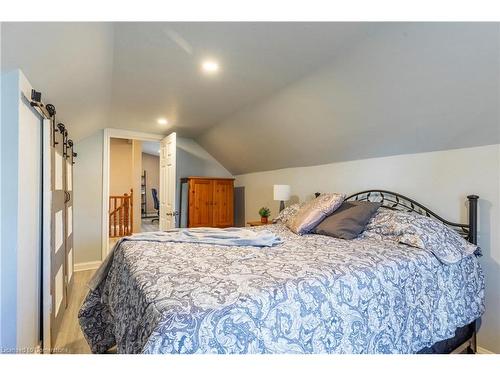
198,23,500,174
1,22,374,141
2,22,499,174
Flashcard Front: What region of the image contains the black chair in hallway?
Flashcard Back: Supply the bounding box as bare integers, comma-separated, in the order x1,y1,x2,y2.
152,188,159,223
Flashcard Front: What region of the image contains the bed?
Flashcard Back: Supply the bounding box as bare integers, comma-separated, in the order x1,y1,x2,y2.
79,191,484,354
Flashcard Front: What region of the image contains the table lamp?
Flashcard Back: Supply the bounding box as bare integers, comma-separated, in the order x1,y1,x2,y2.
273,184,291,212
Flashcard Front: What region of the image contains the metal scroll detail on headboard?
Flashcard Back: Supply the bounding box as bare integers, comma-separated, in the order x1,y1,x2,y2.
344,190,478,244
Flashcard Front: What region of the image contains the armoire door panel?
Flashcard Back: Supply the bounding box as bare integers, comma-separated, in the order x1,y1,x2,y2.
212,180,234,227
188,179,213,227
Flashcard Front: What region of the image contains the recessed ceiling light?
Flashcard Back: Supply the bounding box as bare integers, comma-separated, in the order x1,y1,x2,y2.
201,59,220,74
157,118,168,125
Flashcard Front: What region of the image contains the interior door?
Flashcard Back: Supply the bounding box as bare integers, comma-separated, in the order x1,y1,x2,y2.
50,123,67,347
159,132,177,230
188,179,213,227
212,180,234,227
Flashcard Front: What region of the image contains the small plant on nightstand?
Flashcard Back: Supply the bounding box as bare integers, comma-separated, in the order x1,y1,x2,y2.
259,207,271,224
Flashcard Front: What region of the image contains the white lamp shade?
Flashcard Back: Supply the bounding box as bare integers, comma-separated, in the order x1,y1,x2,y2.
273,185,291,201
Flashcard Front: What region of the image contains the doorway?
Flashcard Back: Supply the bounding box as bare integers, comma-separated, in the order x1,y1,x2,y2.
101,129,176,260
107,138,162,244
140,141,161,232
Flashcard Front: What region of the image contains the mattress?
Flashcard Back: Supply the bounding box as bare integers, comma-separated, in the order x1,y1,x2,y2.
79,223,484,354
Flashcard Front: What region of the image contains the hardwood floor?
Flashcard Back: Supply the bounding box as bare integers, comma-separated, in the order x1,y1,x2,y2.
56,220,156,354
53,270,94,354
141,217,159,232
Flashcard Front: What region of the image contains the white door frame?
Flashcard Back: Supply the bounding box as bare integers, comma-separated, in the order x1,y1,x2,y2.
101,128,164,261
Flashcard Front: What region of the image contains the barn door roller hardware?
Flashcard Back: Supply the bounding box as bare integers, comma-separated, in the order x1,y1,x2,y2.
29,89,51,118
67,138,78,164
29,89,77,163
45,104,58,147
29,89,60,148
57,123,68,157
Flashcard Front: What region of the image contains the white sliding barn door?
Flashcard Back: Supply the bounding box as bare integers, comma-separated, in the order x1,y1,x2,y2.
42,119,52,352
50,122,67,347
159,132,177,230
42,119,75,352
65,148,74,298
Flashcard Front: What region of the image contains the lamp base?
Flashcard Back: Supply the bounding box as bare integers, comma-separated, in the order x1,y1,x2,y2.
279,201,285,212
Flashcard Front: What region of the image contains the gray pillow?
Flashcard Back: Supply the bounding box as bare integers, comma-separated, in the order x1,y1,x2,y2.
287,193,345,235
313,201,381,240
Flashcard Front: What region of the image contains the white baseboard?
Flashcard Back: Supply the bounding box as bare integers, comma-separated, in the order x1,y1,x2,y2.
74,261,101,272
477,346,496,354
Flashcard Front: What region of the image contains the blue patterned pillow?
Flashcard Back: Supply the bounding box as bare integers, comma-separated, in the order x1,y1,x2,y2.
364,208,478,264
272,203,305,224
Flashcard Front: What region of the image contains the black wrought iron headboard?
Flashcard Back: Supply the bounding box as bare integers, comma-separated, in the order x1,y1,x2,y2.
339,190,478,244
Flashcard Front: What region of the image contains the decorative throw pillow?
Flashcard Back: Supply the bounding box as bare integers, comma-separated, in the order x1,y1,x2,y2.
287,193,345,235
272,203,305,224
313,201,381,240
364,208,478,264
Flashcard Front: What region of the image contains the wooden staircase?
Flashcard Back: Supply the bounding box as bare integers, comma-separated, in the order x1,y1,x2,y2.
109,189,134,237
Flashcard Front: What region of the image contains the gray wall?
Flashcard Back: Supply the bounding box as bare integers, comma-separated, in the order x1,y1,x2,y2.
176,137,233,227
73,130,103,264
199,23,500,175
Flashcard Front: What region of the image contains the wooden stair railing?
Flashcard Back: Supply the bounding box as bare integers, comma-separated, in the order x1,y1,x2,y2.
109,189,134,237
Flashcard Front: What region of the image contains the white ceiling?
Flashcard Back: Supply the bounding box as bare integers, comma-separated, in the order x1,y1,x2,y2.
1,22,375,141
2,23,114,141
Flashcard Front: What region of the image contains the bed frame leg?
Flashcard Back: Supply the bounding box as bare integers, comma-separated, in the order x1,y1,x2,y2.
466,321,478,354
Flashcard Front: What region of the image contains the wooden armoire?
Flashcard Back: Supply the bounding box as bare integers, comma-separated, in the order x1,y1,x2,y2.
181,177,234,228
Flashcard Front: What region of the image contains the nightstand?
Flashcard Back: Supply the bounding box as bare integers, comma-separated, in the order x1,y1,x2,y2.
247,220,272,227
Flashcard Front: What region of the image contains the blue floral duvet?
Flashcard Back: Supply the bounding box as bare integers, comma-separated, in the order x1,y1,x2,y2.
78,224,484,354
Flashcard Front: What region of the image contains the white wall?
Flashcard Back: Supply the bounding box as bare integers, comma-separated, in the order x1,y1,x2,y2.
16,71,41,350
235,144,500,353
0,28,3,348
73,131,103,265
1,70,19,350
1,69,42,350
